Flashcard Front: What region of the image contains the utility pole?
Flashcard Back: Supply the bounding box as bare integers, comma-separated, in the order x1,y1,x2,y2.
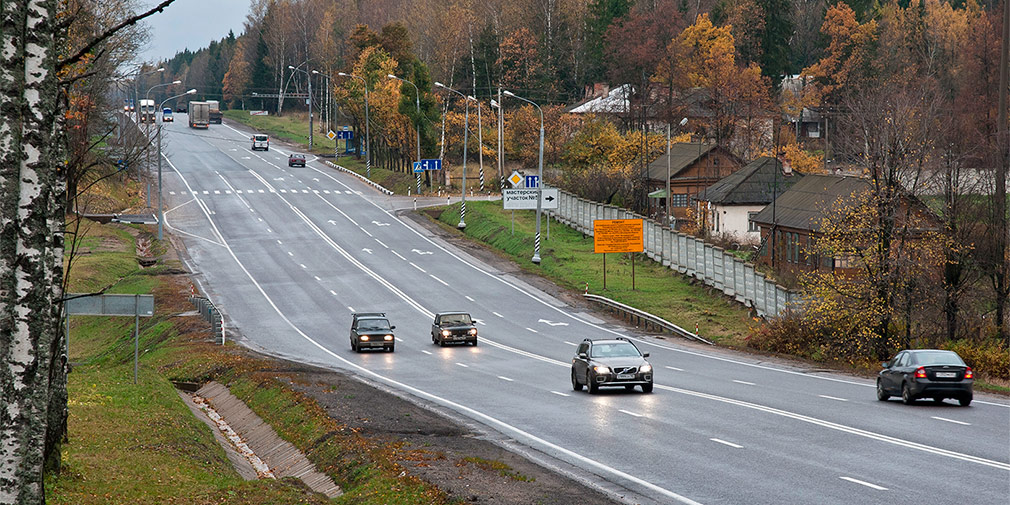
996,0,1009,343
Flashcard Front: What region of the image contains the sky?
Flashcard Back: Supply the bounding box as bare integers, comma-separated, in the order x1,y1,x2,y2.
138,0,250,63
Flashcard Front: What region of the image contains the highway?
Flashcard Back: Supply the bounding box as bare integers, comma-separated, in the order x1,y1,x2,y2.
156,116,1010,505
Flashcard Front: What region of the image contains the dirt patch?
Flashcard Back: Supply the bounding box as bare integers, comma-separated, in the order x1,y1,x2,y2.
283,371,621,505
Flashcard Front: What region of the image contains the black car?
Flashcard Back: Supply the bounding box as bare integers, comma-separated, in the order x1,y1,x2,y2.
572,338,653,393
288,153,306,167
431,312,477,346
877,349,973,406
350,312,395,352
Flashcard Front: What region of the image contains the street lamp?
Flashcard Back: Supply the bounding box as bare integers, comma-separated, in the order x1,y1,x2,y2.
503,90,545,264
143,80,181,207
338,72,371,178
667,117,688,227
490,96,505,191
388,74,423,195
156,89,197,240
133,67,164,125
435,82,475,229
312,70,331,141
288,65,313,149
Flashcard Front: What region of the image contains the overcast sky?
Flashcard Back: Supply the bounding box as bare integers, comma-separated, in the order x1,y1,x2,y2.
139,0,250,63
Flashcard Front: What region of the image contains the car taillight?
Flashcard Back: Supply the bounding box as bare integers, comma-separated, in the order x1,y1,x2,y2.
914,367,927,378
964,367,973,379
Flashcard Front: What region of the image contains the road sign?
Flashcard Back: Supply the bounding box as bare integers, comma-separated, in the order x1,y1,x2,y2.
525,175,540,188
508,171,523,187
420,158,442,170
503,188,559,210
326,130,336,140
66,294,154,316
593,219,644,253
413,162,423,173
336,130,354,140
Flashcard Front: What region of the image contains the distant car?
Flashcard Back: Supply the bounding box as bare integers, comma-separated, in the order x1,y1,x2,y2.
288,153,306,167
350,312,395,352
175,106,187,113
251,134,269,151
572,338,653,394
877,349,973,406
431,312,477,346
162,108,173,122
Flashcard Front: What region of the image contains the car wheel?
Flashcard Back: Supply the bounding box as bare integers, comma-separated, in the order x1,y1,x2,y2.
901,382,915,405
587,372,598,394
959,393,972,407
641,382,654,393
876,379,890,401
437,338,445,347
571,369,583,391
351,340,358,353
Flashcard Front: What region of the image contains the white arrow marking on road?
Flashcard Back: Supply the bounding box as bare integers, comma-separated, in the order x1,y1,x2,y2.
273,177,284,181
411,249,433,255
371,220,390,226
362,248,372,254
538,319,569,326
327,220,338,225
313,178,319,182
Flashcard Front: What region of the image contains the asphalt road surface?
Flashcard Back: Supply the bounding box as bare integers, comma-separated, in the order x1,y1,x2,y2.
155,116,1010,505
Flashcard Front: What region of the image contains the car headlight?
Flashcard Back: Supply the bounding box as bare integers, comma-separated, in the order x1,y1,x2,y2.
593,366,611,374
441,330,451,337
383,335,393,341
468,328,477,335
360,335,369,341
640,364,652,373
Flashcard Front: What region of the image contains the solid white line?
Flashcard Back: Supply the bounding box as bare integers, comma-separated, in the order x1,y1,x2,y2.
329,290,337,296
931,416,971,426
391,250,406,261
498,376,514,382
276,240,282,245
526,328,538,333
733,380,756,386
429,274,448,286
299,264,306,269
551,391,570,397
361,228,373,237
313,276,321,281
619,409,644,418
266,228,272,233
493,312,503,317
421,350,432,355
819,395,848,402
409,262,426,273
839,476,887,491
709,438,743,449
465,296,475,301
665,366,684,371
375,239,388,249
347,306,355,312
287,251,293,256
455,362,469,368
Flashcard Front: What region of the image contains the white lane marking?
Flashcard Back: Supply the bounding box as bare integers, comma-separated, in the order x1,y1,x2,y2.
258,218,263,222
493,312,503,318
526,328,538,333
184,147,706,504
710,438,743,449
225,190,232,194
391,250,406,261
551,391,570,397
361,228,373,237
169,191,176,195
455,362,469,368
287,251,293,256
409,262,426,273
931,416,971,426
280,189,287,193
839,477,887,491
819,395,848,402
299,264,306,269
329,290,337,296
733,380,756,386
202,190,209,195
347,306,355,312
465,296,475,301
665,366,684,371
421,350,432,355
276,240,282,245
375,238,388,249
258,189,265,193
619,409,644,418
213,190,220,194
312,190,319,194
395,338,404,342
313,276,321,281
564,341,577,346
498,376,514,382
323,190,330,194
266,228,272,233
429,274,448,286
302,189,309,194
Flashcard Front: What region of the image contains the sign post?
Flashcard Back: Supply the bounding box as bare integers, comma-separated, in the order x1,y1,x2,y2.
65,293,155,384
593,219,644,290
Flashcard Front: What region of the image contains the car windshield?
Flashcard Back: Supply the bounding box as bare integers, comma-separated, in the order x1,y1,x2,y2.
357,319,390,331
291,154,304,159
440,314,471,325
591,342,640,358
912,351,964,366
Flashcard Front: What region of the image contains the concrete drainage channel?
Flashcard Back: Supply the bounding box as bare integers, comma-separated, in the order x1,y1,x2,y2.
175,381,342,498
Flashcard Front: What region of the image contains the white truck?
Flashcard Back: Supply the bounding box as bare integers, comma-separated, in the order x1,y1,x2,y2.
188,101,210,129
139,99,156,123
207,100,222,124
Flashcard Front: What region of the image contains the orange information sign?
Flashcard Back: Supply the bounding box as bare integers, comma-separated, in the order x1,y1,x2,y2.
593,219,644,253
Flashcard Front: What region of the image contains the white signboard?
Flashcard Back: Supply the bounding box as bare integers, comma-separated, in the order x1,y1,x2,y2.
503,188,559,210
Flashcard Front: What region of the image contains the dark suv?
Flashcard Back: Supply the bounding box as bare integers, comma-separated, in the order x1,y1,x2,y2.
350,312,395,352
572,338,653,393
431,312,477,346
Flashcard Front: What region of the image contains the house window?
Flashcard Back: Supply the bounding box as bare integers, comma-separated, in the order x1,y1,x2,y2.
807,122,820,138
670,194,689,207
713,212,720,232
748,212,759,232
833,255,856,269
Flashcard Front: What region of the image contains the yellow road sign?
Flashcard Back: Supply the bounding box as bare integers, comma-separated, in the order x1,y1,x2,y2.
593,219,644,253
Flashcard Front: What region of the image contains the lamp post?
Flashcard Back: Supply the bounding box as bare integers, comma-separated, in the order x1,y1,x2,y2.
157,89,197,240
133,67,164,126
388,74,423,195
145,80,181,207
338,72,371,178
312,70,332,156
435,82,475,229
503,90,545,264
490,94,504,191
288,65,313,149
667,117,688,227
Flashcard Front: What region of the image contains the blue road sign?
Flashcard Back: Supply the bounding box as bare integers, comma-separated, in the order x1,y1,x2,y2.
525,175,540,188
336,130,354,140
420,158,442,171
413,162,423,173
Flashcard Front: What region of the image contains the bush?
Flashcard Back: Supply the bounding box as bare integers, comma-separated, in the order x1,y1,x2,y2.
944,339,1010,381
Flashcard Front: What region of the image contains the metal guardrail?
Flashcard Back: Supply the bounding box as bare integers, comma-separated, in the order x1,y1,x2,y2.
189,295,224,344
323,160,394,195
583,293,714,345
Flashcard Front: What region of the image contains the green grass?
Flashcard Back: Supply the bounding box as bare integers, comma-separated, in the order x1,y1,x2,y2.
223,109,341,155
433,200,755,345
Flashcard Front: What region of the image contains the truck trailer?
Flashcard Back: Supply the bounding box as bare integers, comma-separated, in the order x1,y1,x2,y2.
188,101,210,129
207,100,222,124
139,99,156,123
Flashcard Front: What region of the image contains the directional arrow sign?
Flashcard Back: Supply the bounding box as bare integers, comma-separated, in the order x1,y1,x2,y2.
411,249,433,255
538,319,569,326
371,220,390,226
503,188,559,210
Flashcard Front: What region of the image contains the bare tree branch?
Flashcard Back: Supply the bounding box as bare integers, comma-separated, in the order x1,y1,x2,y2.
59,0,177,70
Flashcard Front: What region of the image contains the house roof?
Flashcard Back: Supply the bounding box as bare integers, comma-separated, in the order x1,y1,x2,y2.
750,174,870,231
569,84,632,114
645,142,716,181
696,157,804,205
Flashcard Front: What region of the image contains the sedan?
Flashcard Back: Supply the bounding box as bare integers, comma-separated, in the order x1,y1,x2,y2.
877,349,973,406
288,153,306,167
